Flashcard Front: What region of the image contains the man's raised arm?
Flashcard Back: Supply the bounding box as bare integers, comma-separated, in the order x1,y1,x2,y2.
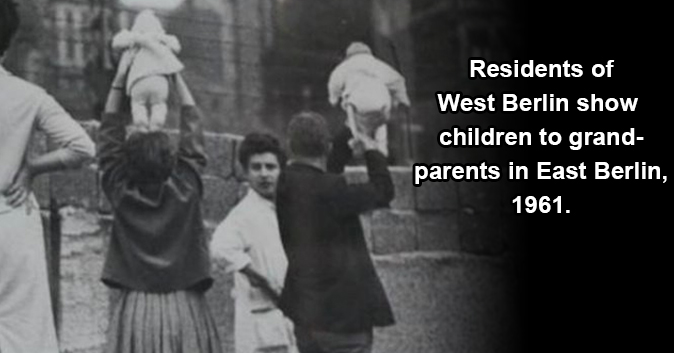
326,131,394,218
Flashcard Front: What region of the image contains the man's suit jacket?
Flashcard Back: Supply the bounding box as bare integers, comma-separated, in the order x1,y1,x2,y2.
276,127,395,333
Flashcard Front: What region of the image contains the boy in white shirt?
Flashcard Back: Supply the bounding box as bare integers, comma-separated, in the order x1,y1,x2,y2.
211,133,297,353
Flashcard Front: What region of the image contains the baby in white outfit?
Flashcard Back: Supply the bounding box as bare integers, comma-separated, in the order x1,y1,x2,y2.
112,9,183,132
327,42,411,156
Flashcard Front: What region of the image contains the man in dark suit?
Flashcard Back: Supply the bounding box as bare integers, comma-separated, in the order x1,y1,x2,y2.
276,111,395,353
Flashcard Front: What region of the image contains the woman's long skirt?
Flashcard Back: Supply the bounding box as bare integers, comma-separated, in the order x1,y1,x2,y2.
0,196,59,353
104,289,223,353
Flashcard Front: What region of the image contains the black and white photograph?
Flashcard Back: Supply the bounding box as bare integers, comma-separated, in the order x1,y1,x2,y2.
1,0,667,353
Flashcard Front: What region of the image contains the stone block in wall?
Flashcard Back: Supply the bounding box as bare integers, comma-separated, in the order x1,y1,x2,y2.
203,132,243,179
51,165,99,210
458,181,503,214
417,212,461,252
390,167,415,210
370,209,417,255
166,129,244,178
415,180,459,211
344,166,415,210
459,210,505,256
201,175,246,223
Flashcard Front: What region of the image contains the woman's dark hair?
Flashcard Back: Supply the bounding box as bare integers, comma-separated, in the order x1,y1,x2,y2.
286,111,331,158
0,0,20,57
123,131,176,183
238,132,287,170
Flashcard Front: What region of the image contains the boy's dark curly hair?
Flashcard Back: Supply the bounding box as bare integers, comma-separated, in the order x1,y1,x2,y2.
0,0,19,57
238,132,287,170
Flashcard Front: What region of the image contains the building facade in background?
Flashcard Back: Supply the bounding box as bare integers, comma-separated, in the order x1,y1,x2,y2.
6,0,516,164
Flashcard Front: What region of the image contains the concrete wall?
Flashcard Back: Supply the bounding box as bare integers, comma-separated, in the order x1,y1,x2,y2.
31,124,521,353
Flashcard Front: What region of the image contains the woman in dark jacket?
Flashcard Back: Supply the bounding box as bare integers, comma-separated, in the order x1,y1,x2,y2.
98,53,222,353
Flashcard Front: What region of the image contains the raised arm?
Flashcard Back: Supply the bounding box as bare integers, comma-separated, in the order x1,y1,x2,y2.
99,54,132,177
326,124,354,174
325,132,394,217
97,54,134,200
174,74,207,172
